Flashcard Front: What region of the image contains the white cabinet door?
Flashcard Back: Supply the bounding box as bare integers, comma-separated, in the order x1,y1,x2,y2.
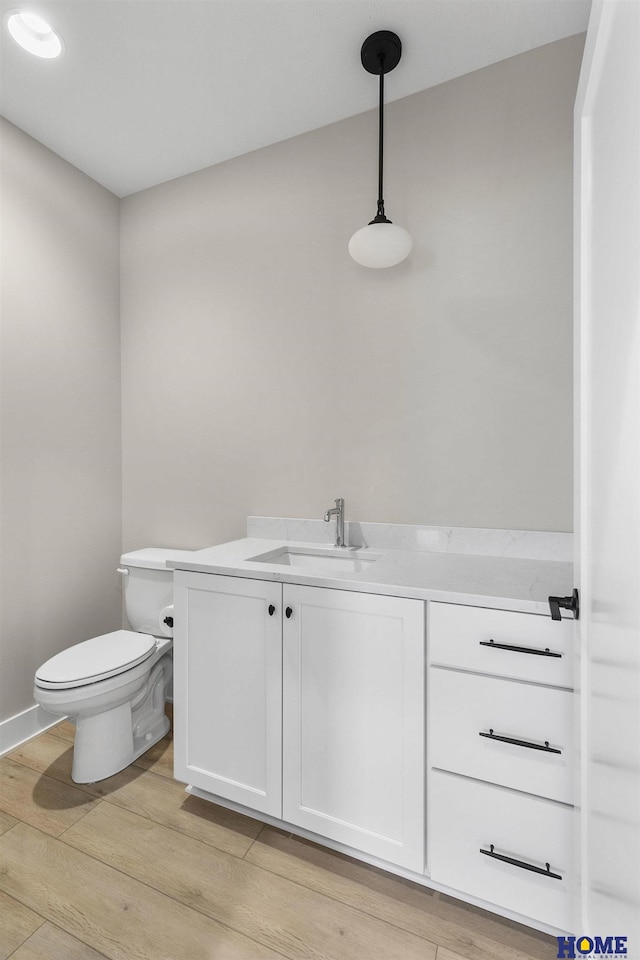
173,572,282,816
282,584,425,872
575,0,640,945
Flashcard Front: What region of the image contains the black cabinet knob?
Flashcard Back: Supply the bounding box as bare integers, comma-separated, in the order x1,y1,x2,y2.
285,606,293,619
268,604,275,616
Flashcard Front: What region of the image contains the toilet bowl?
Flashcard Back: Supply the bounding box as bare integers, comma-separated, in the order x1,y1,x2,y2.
33,548,191,784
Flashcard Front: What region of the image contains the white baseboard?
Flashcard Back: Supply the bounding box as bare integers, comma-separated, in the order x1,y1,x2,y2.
0,703,66,756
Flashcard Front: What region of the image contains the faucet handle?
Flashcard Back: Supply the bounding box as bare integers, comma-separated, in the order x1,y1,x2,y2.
324,498,344,522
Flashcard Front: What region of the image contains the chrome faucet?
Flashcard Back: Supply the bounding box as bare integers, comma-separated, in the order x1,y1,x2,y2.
324,497,346,548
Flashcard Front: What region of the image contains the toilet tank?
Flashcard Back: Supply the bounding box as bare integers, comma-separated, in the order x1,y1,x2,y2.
119,548,193,637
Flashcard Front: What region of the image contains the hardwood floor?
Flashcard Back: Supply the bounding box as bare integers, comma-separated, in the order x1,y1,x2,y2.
0,711,558,960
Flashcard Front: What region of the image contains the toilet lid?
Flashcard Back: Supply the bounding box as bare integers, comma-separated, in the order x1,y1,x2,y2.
35,630,157,689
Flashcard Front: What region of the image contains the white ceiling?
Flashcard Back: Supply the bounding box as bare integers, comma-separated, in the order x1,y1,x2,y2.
0,0,590,197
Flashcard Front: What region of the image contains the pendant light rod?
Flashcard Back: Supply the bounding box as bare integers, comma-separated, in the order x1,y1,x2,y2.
377,54,386,220
360,31,402,224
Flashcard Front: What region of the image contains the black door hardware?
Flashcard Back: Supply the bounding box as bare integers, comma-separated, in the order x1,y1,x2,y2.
268,605,276,617
285,607,293,619
548,588,579,621
480,845,562,880
479,639,561,658
163,616,174,628
479,729,561,754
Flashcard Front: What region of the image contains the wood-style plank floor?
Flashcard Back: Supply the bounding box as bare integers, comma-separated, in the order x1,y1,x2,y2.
0,709,558,960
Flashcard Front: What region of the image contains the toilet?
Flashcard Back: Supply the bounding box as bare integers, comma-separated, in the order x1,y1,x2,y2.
33,547,191,784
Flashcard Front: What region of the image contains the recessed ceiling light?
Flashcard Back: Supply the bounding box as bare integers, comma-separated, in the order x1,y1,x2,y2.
6,10,63,58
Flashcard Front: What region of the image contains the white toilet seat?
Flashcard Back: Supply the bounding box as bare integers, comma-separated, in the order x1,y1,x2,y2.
35,630,157,690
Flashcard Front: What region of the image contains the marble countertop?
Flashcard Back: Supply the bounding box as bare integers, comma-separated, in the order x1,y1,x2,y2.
169,534,573,616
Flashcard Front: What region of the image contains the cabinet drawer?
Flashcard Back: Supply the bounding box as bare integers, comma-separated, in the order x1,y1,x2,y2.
430,770,573,930
430,668,573,803
429,602,574,687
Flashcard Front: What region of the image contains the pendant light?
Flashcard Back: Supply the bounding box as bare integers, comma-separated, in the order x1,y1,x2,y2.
349,31,412,268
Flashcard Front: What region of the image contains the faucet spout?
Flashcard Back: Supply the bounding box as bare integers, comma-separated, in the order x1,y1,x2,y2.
323,498,346,548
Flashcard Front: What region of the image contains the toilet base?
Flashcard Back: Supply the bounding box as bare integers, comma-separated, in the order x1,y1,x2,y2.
71,706,170,783
71,654,172,784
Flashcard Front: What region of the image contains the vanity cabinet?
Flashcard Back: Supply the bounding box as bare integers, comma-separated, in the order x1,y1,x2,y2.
173,566,576,929
173,572,425,872
428,602,575,929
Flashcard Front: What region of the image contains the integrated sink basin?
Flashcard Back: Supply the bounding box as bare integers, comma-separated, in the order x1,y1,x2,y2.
247,546,382,574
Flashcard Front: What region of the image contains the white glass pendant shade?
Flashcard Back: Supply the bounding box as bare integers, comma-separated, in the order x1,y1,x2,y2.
348,221,412,268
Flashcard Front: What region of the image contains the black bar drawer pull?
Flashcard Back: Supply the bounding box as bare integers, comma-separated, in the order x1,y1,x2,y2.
480,844,562,880
479,729,561,754
479,639,561,658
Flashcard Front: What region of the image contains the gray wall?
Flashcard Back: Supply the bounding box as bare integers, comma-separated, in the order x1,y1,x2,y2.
0,119,122,724
0,36,582,724
121,36,582,551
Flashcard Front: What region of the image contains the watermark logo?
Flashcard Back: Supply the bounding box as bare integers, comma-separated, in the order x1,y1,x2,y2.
556,936,628,958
